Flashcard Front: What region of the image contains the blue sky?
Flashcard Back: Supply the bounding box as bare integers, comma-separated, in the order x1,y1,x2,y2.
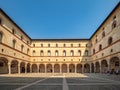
0,0,119,39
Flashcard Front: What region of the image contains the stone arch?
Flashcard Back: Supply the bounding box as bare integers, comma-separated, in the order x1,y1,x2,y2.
54,64,60,73
11,60,18,74
95,62,100,73
32,64,37,73
46,64,52,73
39,64,45,73
20,62,25,73
27,63,30,73
76,64,82,73
84,64,90,73
0,57,8,74
62,64,67,73
69,64,75,73
91,63,94,73
101,60,108,73
110,57,120,72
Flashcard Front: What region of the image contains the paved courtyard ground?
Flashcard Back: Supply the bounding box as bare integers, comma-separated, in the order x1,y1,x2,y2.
0,73,120,90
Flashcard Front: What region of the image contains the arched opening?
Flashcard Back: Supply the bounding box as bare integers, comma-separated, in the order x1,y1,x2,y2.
46,64,52,73
108,37,113,45
27,63,30,73
110,57,119,73
32,64,37,73
78,50,81,56
63,50,66,56
101,60,108,73
54,64,60,73
55,50,59,56
11,60,18,74
69,64,75,73
20,62,25,73
76,64,82,73
95,62,100,73
70,50,74,56
112,20,117,29
39,64,45,73
0,57,8,74
85,50,88,56
84,64,90,73
0,32,3,42
62,64,67,73
91,63,94,73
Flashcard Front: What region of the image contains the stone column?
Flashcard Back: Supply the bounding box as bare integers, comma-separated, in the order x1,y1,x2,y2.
37,64,39,73
45,64,47,73
75,64,77,73
99,61,102,73
52,64,54,73
60,64,62,73
107,60,110,72
30,64,32,73
8,62,11,74
94,63,96,73
67,64,69,73
25,63,27,73
82,64,84,73
89,63,91,73
18,62,21,74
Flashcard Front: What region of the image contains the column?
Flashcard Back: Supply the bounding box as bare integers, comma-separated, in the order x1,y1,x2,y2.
94,63,96,73
67,64,69,73
89,63,91,73
75,64,77,73
99,61,102,73
30,64,32,73
82,64,84,73
60,64,62,73
18,62,20,74
25,63,27,73
8,62,11,74
37,64,39,73
45,64,47,73
107,60,110,72
52,64,54,73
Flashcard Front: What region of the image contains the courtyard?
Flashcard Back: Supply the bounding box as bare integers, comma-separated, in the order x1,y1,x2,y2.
0,73,120,90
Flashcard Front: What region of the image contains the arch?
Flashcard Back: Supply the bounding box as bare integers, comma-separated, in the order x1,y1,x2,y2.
55,50,59,56
108,37,113,45
48,50,51,56
27,63,30,73
76,64,82,73
63,50,66,56
95,62,100,73
54,64,60,73
102,31,105,38
32,64,37,73
0,57,8,74
11,60,18,74
46,64,52,73
40,50,44,56
20,62,25,73
70,50,74,56
85,50,88,56
91,63,94,73
101,60,108,73
39,64,45,73
99,44,102,51
84,64,90,73
0,31,3,42
78,50,81,56
112,20,117,29
69,64,75,73
12,39,16,48
62,64,67,73
33,50,36,56
110,57,120,73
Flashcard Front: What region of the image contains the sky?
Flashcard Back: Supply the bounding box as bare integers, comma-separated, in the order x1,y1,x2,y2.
0,0,119,39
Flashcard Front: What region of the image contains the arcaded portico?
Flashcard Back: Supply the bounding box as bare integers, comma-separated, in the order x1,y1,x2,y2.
0,2,120,75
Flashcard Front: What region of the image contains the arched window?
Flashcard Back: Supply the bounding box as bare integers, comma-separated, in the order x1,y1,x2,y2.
55,50,58,56
70,50,74,56
48,50,51,56
33,50,36,56
71,44,73,47
93,49,95,54
56,44,58,47
27,48,29,54
63,44,66,47
108,37,113,45
63,50,66,56
95,39,98,43
0,32,3,42
0,18,2,24
78,50,81,56
21,45,24,52
112,20,117,29
40,50,44,56
12,29,15,34
85,50,88,56
12,40,16,48
102,31,105,38
99,44,102,51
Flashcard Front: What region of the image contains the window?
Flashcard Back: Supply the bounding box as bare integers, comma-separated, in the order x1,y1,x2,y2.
48,44,50,47
85,50,88,56
21,45,24,52
86,44,88,47
63,50,66,56
63,44,66,47
41,44,43,47
95,39,98,43
40,50,44,56
27,48,29,54
102,31,105,38
108,37,113,45
56,44,58,47
99,44,102,51
12,40,16,48
79,44,81,47
33,50,36,56
55,50,58,56
0,62,4,67
33,44,35,47
12,29,15,34
78,50,81,56
21,36,23,40
48,50,51,56
112,20,117,29
70,50,74,56
0,32,3,42
71,44,73,47
93,49,95,54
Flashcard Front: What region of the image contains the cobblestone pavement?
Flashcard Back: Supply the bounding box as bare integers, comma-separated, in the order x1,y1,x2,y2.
0,73,120,90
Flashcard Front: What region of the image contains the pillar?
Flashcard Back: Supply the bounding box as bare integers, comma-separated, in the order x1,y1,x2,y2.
82,64,84,73
94,63,96,73
45,64,47,73
99,61,102,73
52,64,54,73
67,64,69,73
18,62,20,74
37,64,39,73
75,64,77,73
89,63,91,73
25,63,27,73
60,64,62,73
8,62,11,74
107,60,110,72
30,64,32,73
